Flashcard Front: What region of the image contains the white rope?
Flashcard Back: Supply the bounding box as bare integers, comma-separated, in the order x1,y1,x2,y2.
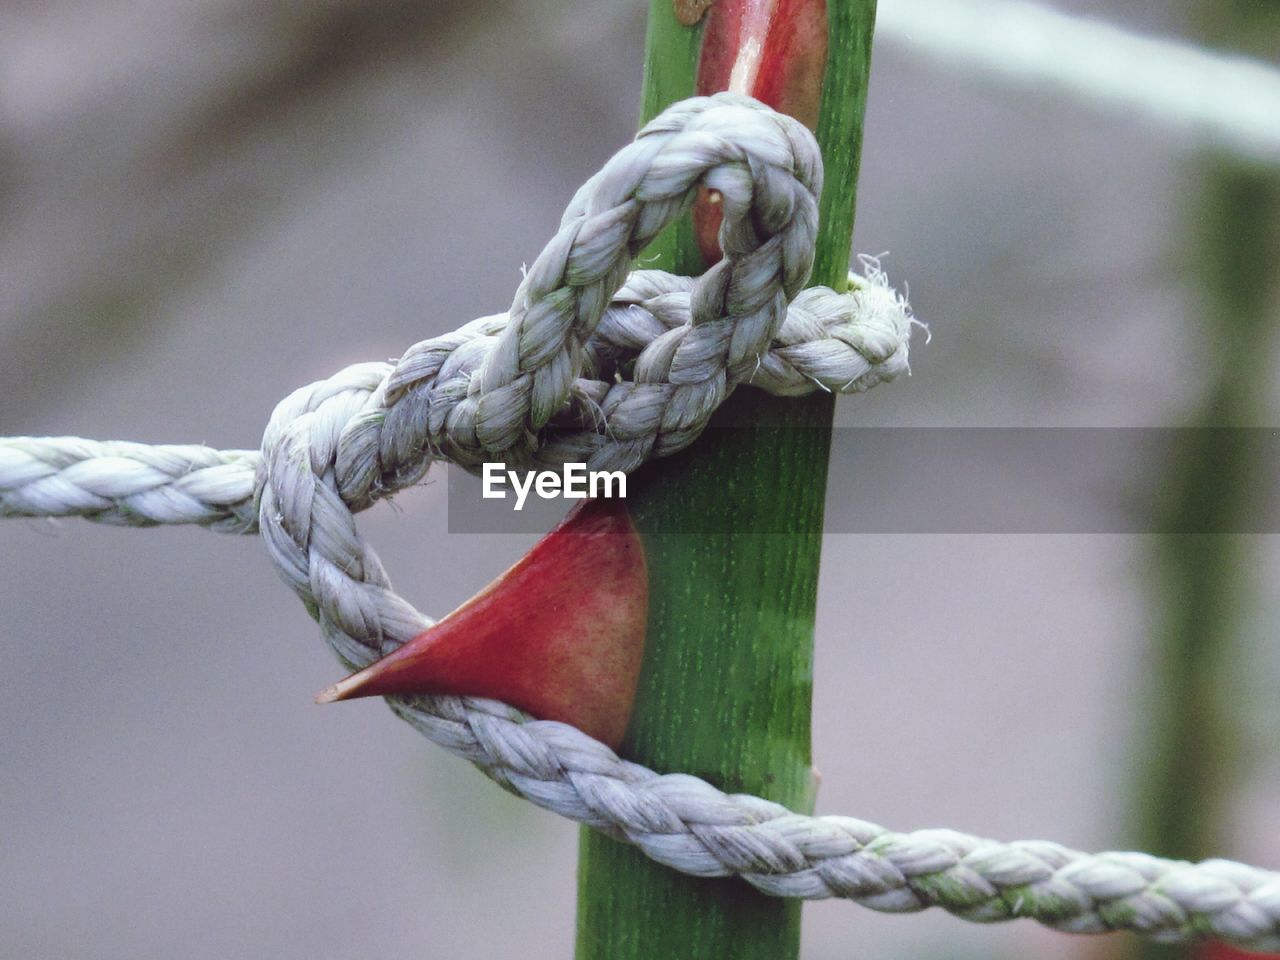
2,93,1277,950
877,0,1280,165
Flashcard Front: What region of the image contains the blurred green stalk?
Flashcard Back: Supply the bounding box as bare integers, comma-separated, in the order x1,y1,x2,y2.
574,2,879,959
1130,8,1280,960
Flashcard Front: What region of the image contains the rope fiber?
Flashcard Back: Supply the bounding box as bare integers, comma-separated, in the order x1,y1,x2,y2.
2,93,1277,951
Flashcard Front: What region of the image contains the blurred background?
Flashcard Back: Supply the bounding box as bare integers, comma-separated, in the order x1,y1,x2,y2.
1,1,1277,958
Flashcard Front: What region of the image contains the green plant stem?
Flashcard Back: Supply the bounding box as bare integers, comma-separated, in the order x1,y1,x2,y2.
1129,164,1280,960
1129,9,1280,960
575,3,879,959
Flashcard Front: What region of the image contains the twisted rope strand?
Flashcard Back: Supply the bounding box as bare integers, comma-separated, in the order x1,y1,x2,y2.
0,438,260,531
1,93,1275,949
0,265,907,529
387,697,1280,950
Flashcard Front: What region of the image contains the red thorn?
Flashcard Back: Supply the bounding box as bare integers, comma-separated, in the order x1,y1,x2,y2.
316,498,647,751
693,0,829,264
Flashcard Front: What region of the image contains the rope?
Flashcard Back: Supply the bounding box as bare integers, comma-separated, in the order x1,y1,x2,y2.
2,92,1277,951
0,273,907,530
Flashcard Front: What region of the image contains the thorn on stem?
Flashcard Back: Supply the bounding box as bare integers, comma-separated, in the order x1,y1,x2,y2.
316,498,649,751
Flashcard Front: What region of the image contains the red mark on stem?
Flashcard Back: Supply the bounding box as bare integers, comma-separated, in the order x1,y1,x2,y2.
317,498,648,751
694,0,829,263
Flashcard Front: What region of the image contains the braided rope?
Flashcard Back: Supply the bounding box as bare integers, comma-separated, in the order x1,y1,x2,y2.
0,272,906,530
2,93,1276,950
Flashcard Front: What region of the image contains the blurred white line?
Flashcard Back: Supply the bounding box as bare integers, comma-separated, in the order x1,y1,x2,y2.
877,0,1280,164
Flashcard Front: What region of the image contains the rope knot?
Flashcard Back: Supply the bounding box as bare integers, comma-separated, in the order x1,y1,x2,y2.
6,93,1280,953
